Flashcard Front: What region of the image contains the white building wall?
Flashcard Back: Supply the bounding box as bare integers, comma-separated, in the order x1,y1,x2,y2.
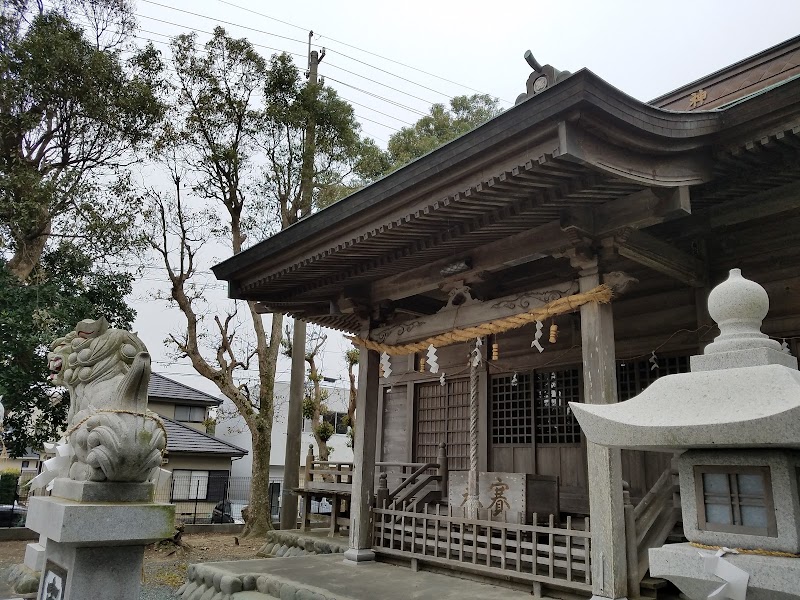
216,381,354,482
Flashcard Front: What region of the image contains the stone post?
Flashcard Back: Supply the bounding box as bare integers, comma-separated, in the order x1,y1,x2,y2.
343,348,380,564
27,480,174,600
574,253,628,600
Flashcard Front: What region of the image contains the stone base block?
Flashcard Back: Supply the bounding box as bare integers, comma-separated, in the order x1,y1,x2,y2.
650,543,800,600
40,540,145,600
24,541,45,572
342,548,375,563
26,495,174,546
52,478,154,502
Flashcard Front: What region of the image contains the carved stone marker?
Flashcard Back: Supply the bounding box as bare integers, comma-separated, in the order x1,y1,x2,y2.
25,318,175,600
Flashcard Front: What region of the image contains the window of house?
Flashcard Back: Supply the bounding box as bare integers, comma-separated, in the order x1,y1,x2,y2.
617,355,690,400
323,412,350,435
21,461,29,469
174,405,206,422
303,412,349,435
171,469,230,502
534,367,582,445
416,378,470,470
491,373,533,445
694,465,776,537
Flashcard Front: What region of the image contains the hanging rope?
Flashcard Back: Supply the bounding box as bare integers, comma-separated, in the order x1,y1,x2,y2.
690,542,800,558
347,284,613,355
465,340,482,518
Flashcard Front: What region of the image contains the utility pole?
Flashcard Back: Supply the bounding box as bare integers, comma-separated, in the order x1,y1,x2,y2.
280,31,325,531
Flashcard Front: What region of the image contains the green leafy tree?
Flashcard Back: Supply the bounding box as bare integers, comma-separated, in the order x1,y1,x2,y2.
385,94,502,170
0,0,164,281
0,246,134,456
148,29,371,536
257,52,380,227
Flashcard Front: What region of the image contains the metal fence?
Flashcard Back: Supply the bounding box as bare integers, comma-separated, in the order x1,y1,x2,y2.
15,474,283,528
153,474,284,525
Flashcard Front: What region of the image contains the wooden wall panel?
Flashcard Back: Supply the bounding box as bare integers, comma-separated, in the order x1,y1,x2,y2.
381,385,408,463
491,447,514,472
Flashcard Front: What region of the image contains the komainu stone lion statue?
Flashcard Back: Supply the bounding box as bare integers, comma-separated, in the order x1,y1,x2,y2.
47,317,166,482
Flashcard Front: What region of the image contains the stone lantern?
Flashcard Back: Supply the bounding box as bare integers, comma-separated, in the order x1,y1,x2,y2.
572,269,800,599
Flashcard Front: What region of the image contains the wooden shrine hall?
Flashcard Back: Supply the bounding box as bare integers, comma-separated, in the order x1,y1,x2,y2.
213,36,800,599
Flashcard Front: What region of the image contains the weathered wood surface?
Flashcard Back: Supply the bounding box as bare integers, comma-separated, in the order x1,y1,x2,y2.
373,504,591,592
369,281,578,345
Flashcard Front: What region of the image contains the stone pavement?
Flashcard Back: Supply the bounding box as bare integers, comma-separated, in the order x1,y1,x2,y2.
177,554,556,600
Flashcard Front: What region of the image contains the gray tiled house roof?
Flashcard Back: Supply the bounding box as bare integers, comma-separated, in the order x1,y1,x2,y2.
162,417,247,457
148,372,222,406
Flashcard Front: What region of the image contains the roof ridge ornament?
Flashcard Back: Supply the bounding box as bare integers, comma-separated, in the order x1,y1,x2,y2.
515,50,572,105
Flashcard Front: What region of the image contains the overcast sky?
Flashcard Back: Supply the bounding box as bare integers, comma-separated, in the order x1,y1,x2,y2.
126,0,800,395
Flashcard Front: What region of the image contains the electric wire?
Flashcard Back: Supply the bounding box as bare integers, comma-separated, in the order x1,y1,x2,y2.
213,0,513,104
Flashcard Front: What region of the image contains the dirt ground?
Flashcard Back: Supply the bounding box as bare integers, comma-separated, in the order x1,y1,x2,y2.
0,532,264,597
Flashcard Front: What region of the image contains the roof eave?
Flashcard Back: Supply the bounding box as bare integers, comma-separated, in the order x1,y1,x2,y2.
212,69,723,287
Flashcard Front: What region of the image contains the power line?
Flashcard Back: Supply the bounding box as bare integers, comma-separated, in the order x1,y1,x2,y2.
139,0,308,47
324,76,428,117
127,13,427,123
108,29,403,137
136,8,437,107
213,0,512,104
135,11,305,59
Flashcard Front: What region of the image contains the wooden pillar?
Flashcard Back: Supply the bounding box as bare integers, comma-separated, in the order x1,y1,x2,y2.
343,348,380,564
280,319,307,530
574,252,629,600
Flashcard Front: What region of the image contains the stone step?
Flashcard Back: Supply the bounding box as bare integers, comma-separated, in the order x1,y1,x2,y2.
177,555,556,600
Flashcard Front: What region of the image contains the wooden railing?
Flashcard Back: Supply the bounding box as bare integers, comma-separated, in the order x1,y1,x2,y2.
624,461,681,596
375,442,448,510
304,454,354,493
373,502,592,594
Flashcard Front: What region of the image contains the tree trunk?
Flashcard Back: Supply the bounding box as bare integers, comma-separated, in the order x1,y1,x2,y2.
7,219,51,281
243,418,273,536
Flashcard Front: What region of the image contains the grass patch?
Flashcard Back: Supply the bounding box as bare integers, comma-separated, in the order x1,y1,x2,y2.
150,563,188,588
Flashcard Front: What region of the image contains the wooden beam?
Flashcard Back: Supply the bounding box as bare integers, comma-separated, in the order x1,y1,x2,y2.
369,281,578,345
708,180,800,228
370,221,575,301
560,187,691,237
615,229,707,287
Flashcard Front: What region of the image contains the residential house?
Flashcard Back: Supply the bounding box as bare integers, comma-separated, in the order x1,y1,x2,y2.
147,372,248,522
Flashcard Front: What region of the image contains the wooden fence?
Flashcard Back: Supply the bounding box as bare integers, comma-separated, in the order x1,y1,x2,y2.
373,503,592,593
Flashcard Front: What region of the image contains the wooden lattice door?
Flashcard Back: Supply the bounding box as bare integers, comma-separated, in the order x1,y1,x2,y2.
415,378,470,471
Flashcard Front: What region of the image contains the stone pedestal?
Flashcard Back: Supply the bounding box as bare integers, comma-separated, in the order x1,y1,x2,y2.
24,534,46,572
650,543,800,600
26,481,174,600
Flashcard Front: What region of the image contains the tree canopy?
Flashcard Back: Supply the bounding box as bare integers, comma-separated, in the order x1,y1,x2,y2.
0,246,134,455
0,0,164,281
0,0,162,455
384,94,502,170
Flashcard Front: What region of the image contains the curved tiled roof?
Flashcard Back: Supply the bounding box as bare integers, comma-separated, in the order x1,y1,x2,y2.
161,416,248,457
148,372,222,406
